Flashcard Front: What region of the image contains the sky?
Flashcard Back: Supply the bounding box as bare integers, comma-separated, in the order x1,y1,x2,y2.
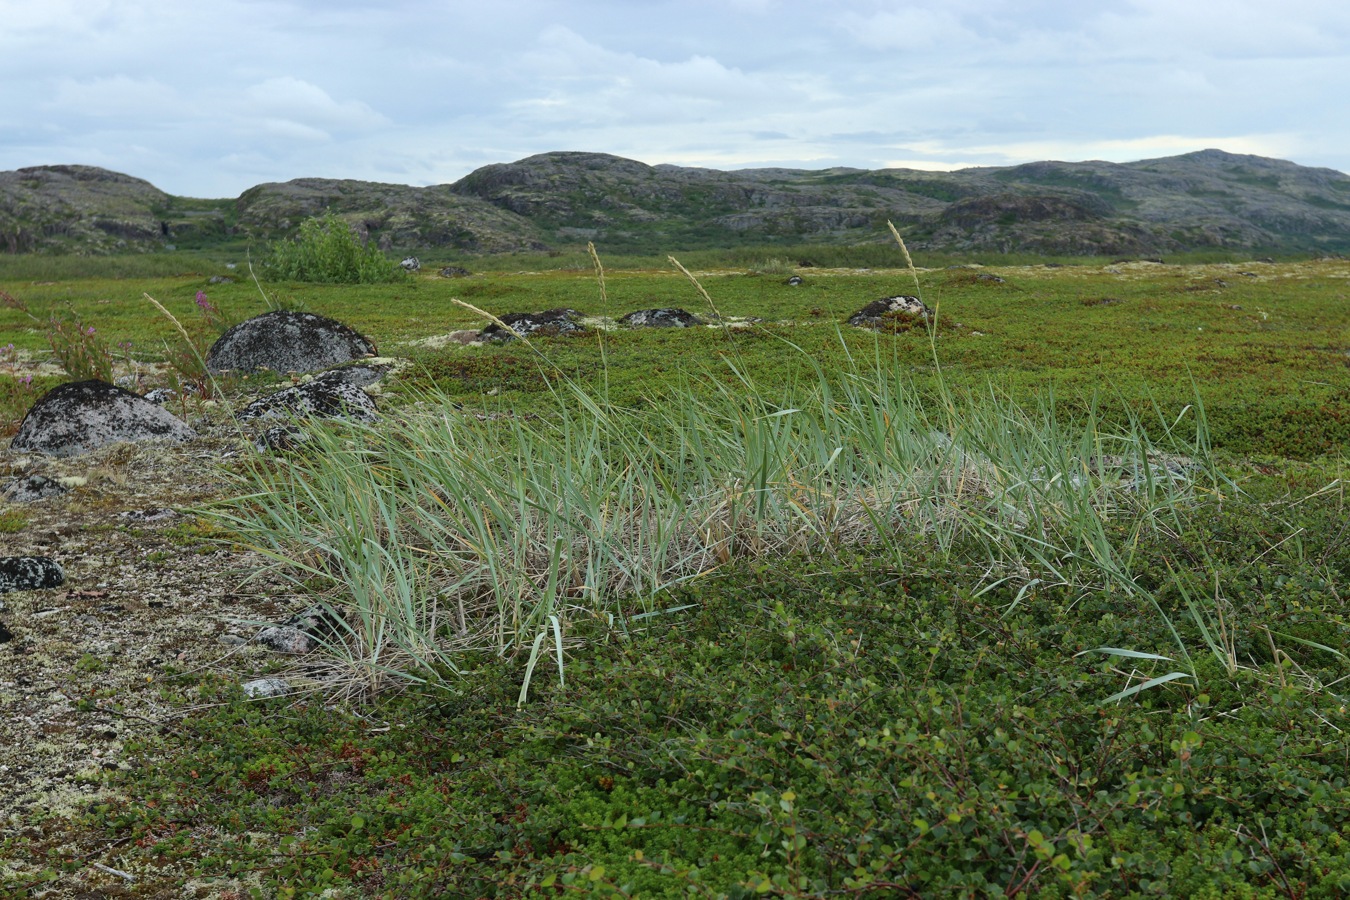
2,0,1347,198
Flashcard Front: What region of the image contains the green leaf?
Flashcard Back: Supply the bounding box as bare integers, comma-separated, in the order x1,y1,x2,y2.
1101,671,1193,704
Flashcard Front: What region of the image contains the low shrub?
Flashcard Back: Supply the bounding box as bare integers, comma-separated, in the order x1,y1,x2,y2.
264,211,409,284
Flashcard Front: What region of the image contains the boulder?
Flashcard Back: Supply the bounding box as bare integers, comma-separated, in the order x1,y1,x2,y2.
9,380,197,457
1,475,68,502
438,265,472,278
786,275,804,286
480,308,587,341
846,296,930,332
0,557,64,594
400,257,421,272
237,369,379,424
205,310,376,374
618,308,703,328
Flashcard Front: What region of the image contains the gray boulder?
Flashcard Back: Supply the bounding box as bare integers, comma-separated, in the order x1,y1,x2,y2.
205,310,376,374
2,475,68,502
0,557,64,594
9,380,197,457
846,296,931,331
438,265,471,278
619,308,704,328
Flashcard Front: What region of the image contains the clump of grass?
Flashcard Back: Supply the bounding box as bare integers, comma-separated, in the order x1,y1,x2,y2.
0,509,28,533
747,257,795,276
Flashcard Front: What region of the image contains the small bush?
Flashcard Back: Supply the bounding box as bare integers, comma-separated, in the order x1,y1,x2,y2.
263,211,408,284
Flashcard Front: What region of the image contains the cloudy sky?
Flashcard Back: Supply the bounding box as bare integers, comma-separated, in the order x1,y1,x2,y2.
2,0,1347,197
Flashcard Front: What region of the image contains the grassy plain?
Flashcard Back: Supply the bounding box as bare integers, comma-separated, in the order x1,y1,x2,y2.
2,251,1349,897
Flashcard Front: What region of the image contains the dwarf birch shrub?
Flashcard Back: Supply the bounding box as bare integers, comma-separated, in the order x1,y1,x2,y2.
264,211,407,284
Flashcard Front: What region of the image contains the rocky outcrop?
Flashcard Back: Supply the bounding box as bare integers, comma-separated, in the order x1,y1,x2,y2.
9,380,197,457
206,310,376,374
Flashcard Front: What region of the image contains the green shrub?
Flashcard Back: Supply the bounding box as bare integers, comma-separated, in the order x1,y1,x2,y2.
263,211,408,284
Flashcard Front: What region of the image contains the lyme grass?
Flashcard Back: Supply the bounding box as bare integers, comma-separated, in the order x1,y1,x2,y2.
214,334,1222,703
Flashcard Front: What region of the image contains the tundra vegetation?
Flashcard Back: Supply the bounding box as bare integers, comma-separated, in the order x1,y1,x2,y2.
1,233,1349,897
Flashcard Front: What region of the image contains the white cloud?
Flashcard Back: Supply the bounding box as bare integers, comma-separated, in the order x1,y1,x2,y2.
241,77,387,132
49,75,183,119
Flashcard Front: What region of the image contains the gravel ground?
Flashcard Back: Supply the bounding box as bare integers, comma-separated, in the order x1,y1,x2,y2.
0,420,311,894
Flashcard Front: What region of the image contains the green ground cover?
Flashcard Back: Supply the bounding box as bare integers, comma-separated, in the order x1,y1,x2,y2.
2,250,1349,897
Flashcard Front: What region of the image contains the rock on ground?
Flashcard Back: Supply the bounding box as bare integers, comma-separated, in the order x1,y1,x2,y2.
0,557,65,594
2,474,69,502
480,308,587,341
205,310,377,374
846,296,931,331
9,380,197,457
236,369,380,424
619,308,704,328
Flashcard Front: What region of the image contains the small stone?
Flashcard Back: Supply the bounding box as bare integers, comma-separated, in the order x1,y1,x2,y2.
785,275,804,286
120,507,179,523
241,677,292,699
142,388,177,405
255,604,342,654
0,557,65,594
208,275,235,284
0,621,12,643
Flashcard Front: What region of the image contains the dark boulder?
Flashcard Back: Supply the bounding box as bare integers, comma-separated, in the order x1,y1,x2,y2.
205,310,376,374
480,308,586,341
237,369,379,424
0,557,64,594
2,475,68,502
786,275,804,286
847,296,931,332
438,266,472,278
618,308,703,328
9,380,197,457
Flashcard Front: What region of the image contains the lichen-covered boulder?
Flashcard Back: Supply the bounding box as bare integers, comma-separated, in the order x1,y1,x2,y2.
846,295,931,331
1,475,69,502
0,557,64,594
237,368,379,424
480,308,586,341
205,310,376,374
9,380,197,457
619,308,704,328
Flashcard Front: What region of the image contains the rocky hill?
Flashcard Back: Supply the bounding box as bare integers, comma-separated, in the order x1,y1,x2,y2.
3,149,1349,257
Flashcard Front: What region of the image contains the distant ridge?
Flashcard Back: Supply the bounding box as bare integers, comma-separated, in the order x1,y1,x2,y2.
3,149,1350,256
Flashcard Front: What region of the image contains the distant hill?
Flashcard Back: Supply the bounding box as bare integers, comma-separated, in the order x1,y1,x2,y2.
4,149,1350,257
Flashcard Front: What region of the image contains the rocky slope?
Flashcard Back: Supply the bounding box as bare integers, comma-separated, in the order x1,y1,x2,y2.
4,149,1350,256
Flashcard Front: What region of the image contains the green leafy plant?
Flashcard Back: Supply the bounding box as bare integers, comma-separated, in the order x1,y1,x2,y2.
263,211,408,284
